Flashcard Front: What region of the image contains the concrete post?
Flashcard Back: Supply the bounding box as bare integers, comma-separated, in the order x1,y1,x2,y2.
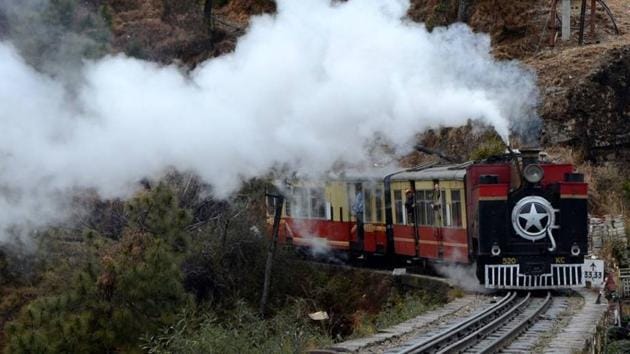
562,0,571,41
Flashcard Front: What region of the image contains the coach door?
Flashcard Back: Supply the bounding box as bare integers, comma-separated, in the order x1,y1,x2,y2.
389,181,419,257
414,180,444,260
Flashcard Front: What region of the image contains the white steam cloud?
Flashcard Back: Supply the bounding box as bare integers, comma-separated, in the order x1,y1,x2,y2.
0,0,538,240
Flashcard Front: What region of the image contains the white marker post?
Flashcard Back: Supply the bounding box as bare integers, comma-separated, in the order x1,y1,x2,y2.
562,0,571,41
583,259,605,288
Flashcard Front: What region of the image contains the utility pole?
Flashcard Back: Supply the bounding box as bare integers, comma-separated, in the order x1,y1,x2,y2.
259,193,284,316
562,0,571,41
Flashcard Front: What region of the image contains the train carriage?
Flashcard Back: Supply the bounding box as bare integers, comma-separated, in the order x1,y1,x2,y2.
268,149,588,290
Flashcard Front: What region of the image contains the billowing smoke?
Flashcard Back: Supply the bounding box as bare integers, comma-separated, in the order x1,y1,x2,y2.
434,263,488,293
0,0,539,241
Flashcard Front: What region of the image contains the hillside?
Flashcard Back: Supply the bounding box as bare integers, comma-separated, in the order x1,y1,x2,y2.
95,0,630,164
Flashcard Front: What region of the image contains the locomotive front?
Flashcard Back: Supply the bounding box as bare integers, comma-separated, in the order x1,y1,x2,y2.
472,149,588,289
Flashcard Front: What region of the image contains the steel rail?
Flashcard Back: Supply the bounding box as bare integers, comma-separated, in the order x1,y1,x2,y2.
436,293,533,353
396,292,517,354
476,291,552,353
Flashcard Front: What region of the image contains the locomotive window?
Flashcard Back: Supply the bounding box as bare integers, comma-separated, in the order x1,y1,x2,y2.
394,190,403,224
451,190,462,227
375,188,383,223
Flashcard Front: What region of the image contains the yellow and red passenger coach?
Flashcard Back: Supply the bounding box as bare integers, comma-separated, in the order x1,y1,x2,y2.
267,150,589,290
270,164,469,262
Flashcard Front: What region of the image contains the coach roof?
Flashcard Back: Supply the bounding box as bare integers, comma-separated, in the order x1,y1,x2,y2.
390,162,471,181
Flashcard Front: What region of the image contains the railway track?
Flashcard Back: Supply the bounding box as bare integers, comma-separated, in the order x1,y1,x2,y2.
307,262,598,354
389,291,552,354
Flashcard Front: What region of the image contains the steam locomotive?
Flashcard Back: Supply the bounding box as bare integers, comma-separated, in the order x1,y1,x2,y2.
267,149,588,289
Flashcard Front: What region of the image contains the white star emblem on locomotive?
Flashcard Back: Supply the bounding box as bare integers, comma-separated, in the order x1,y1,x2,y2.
511,196,555,241
519,203,548,231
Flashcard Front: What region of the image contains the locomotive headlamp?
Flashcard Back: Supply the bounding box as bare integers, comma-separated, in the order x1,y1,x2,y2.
491,244,501,256
523,164,544,184
571,244,581,256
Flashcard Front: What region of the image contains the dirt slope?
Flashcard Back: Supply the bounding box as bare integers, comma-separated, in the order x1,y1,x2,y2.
411,0,630,161
527,0,630,161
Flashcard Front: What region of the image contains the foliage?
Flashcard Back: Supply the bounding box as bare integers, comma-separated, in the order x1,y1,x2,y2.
99,4,114,28
607,339,630,354
126,39,148,60
448,287,465,299
3,185,193,353
4,233,190,353
373,291,439,330
126,182,193,252
2,176,447,352
607,326,629,341
470,135,506,160
181,225,268,305
582,164,628,215
143,300,331,354
0,241,41,287
425,0,458,30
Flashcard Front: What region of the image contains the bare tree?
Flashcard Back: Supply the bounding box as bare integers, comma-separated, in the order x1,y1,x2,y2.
204,0,213,34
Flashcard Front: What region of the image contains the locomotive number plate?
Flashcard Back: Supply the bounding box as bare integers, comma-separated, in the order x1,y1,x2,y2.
502,257,517,265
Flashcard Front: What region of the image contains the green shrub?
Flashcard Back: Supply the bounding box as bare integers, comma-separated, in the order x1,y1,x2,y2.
142,301,331,354
607,339,630,354
470,135,506,160
607,326,629,341
4,235,190,353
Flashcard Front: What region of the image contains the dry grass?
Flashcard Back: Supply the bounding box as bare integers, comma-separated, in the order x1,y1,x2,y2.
582,163,627,216
544,146,628,217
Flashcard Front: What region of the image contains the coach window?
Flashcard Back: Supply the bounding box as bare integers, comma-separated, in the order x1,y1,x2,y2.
285,198,292,217
416,190,435,226
375,188,384,223
364,187,373,222
292,187,308,217
451,190,462,227
309,188,327,219
394,190,404,224
416,190,425,225
440,190,448,227
347,183,361,221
